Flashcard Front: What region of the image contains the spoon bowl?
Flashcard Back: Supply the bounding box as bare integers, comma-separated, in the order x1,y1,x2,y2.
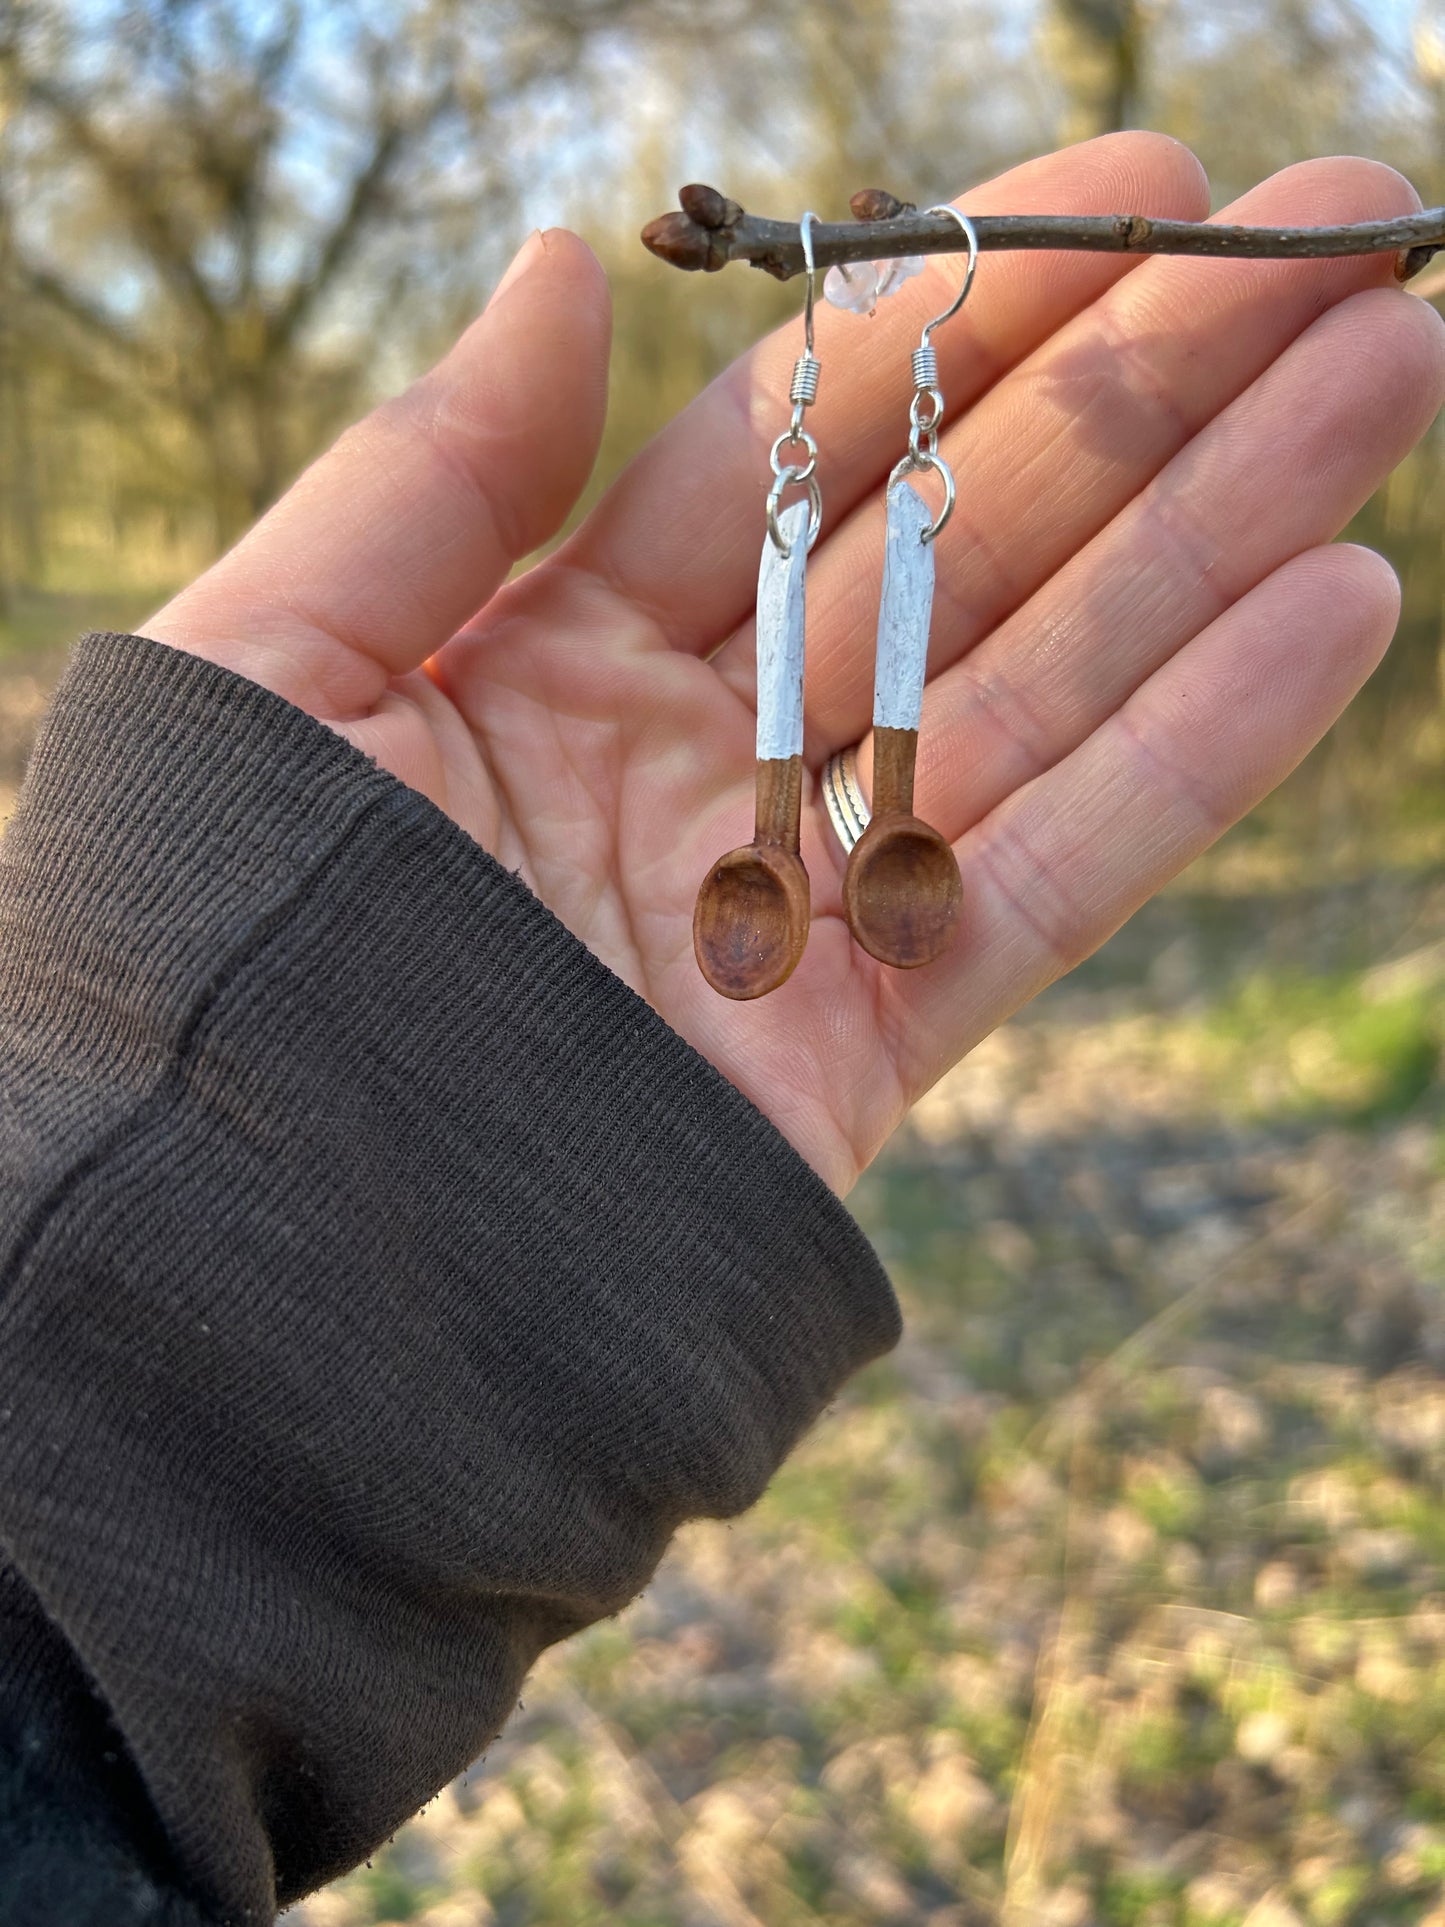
843,812,961,969
694,841,810,999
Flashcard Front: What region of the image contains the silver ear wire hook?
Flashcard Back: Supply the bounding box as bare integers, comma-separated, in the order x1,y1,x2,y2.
766,210,824,556
888,204,980,543
800,206,818,356
919,205,980,344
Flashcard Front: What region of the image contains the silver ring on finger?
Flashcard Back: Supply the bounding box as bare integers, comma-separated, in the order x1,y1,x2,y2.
822,745,870,854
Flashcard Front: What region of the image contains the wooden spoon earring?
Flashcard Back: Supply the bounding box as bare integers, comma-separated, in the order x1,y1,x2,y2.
843,207,977,970
695,212,825,1000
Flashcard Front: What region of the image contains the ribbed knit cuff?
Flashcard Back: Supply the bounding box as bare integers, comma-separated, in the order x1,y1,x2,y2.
0,631,900,1924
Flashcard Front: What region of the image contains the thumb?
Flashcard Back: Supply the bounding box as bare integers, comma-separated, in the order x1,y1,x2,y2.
146,228,612,709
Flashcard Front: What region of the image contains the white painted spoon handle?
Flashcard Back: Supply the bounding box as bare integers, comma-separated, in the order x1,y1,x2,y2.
755,499,808,764
873,480,935,733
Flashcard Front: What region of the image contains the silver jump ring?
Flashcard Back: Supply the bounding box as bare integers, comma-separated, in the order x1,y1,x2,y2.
770,426,818,484
888,450,956,543
767,467,823,555
909,388,943,436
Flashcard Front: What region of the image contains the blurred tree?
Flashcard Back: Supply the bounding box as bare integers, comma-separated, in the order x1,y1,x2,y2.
0,180,18,619
1041,0,1147,141
0,0,786,555
1,1,539,546
0,0,1031,600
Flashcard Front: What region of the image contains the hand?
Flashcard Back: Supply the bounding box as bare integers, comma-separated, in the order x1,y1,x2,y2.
144,133,1445,1197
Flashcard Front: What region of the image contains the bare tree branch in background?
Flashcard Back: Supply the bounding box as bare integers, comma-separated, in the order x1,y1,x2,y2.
0,0,759,549
0,2,481,541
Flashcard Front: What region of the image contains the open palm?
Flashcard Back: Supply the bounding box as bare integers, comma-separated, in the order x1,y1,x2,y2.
146,134,1445,1197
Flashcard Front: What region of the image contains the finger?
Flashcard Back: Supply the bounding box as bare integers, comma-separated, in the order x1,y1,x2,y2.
891,541,1402,1108
145,229,611,714
560,132,1209,658
886,283,1445,844
713,156,1423,732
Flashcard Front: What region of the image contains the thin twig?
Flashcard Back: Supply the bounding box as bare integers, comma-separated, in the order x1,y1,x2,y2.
642,183,1445,283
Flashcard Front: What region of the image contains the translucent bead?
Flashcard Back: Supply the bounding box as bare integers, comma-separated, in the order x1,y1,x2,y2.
823,260,880,314
823,255,925,315
874,254,925,299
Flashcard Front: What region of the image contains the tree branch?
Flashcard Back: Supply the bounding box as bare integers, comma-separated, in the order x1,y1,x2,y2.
269,113,406,350
5,61,228,335
642,184,1445,283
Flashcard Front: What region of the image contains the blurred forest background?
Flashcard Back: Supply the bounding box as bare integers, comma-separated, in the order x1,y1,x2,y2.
3,2,1444,1924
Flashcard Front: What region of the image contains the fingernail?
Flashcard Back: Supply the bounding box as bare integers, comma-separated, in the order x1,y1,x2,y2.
494,228,547,301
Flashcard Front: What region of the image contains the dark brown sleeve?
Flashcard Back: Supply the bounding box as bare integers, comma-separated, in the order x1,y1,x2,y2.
0,631,900,1925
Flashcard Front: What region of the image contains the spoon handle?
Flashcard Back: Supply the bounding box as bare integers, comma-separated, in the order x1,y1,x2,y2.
872,480,935,816
754,498,809,850
872,727,918,820
754,755,803,850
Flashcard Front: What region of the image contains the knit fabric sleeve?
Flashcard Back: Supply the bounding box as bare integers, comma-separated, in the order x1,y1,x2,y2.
0,631,901,1926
